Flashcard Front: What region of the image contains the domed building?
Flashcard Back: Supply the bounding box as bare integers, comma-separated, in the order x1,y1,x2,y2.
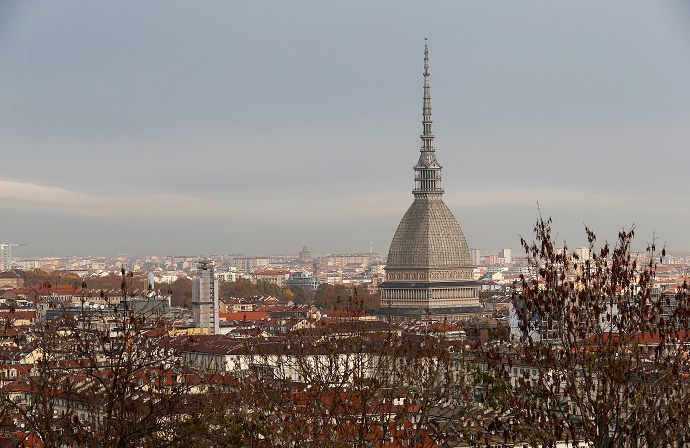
379,42,479,318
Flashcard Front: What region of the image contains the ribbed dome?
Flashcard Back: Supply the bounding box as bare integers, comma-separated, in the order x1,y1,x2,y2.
387,195,472,269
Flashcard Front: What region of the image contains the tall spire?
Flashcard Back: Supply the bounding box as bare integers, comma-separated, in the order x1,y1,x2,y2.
414,38,443,196
422,38,433,146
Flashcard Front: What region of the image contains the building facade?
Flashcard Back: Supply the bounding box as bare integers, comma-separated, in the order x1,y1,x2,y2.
253,269,290,288
285,270,320,291
379,42,479,318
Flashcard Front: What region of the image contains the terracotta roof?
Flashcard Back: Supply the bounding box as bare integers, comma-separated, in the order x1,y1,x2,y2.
10,288,30,295
30,284,83,296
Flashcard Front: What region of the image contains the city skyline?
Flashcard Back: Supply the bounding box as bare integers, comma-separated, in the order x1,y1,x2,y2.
2,1,690,258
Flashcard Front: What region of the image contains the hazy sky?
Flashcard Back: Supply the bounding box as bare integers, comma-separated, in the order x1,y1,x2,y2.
2,1,690,258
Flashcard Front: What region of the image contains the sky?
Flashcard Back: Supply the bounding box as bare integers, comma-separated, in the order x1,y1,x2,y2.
2,1,690,258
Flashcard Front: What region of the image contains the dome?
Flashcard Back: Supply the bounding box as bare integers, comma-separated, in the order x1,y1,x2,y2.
386,195,472,270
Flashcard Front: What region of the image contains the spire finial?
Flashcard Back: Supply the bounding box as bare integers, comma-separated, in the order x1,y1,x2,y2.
413,39,443,196
424,38,429,78
422,39,432,134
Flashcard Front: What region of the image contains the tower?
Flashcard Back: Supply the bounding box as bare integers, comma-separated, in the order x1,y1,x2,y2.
0,245,10,271
379,41,479,319
501,248,512,264
192,260,220,334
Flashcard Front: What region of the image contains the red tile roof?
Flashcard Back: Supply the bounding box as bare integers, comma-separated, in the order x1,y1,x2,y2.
30,284,83,296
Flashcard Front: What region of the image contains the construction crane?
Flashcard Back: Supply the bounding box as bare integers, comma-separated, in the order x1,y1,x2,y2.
0,242,29,270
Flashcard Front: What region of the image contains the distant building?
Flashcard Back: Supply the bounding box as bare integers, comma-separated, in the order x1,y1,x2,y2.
0,245,11,271
234,256,269,273
0,270,24,288
15,259,39,270
285,271,320,291
575,247,591,261
192,260,220,334
511,265,531,275
322,253,381,267
30,284,84,323
500,248,512,264
379,42,479,319
469,248,481,266
129,297,170,317
298,246,312,261
254,269,290,287
215,268,238,283
486,265,508,274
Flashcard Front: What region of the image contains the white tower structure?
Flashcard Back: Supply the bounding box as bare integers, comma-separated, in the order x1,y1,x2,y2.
0,242,27,271
501,248,512,264
192,260,220,334
0,245,10,271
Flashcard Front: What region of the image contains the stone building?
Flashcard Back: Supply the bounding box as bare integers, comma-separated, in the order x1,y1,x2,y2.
379,42,479,320
298,246,312,261
0,270,24,288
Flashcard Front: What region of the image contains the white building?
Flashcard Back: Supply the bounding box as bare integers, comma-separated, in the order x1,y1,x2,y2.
215,268,238,283
575,247,591,261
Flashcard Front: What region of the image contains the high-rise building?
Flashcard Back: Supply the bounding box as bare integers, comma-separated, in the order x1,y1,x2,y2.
0,244,12,271
575,247,591,262
500,248,512,264
192,260,220,334
469,248,481,266
379,42,479,318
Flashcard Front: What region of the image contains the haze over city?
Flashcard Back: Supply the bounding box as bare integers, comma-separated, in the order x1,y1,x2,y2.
2,1,690,257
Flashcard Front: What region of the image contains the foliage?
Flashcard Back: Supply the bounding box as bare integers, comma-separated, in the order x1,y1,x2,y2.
24,268,83,288
352,285,380,311
256,279,281,298
167,277,192,307
219,278,293,302
84,272,147,291
313,284,380,311
227,278,259,299
313,283,351,309
287,284,314,304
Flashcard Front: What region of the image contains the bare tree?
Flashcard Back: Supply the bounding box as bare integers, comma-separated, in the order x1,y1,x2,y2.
0,269,208,447
482,216,690,447
238,293,476,448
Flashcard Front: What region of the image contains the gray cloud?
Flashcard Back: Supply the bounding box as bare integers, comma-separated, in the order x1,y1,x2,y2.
2,0,689,257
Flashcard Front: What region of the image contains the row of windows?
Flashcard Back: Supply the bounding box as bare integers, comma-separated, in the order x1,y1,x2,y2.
381,287,477,300
389,271,471,281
